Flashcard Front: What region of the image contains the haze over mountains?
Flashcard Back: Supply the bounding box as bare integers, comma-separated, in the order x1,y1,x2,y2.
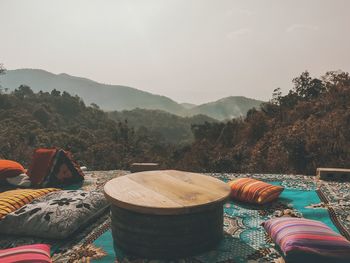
1,69,263,120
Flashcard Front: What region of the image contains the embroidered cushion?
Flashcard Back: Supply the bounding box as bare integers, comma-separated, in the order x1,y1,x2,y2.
27,148,84,187
228,178,284,204
0,188,59,220
0,160,26,180
0,244,51,263
0,190,109,239
262,217,350,263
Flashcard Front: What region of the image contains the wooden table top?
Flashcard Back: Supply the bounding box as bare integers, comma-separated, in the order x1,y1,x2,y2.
104,170,231,215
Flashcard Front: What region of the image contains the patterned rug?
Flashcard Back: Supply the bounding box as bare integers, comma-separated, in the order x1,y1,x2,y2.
1,171,350,263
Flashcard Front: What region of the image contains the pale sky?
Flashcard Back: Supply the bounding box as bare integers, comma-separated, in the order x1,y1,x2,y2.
1,0,349,104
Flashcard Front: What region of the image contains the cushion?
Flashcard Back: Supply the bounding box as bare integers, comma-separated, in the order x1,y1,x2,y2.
0,188,59,220
0,244,51,263
27,148,84,187
262,217,350,263
6,173,31,187
27,148,57,186
228,178,284,204
0,160,25,180
0,190,109,239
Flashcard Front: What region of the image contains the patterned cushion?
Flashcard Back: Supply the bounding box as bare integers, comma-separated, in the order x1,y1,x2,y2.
0,160,25,179
262,217,350,262
0,188,59,220
27,148,84,187
0,190,109,239
228,178,284,204
0,244,51,263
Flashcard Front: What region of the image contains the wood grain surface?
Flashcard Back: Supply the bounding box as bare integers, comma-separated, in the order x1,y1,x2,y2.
104,170,230,215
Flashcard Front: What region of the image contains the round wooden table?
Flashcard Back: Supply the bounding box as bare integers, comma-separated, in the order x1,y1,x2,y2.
104,170,231,259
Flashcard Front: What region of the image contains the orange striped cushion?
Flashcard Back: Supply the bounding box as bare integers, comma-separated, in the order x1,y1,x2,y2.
228,178,284,204
0,188,59,220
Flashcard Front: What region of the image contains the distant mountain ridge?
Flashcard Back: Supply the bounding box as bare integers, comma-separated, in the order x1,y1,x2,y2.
1,69,264,120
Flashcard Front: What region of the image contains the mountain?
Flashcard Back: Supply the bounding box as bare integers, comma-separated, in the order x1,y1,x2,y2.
108,108,217,144
187,96,264,120
1,69,263,120
1,69,184,113
180,103,197,109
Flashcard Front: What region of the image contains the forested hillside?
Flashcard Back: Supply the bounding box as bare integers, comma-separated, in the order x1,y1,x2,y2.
173,71,350,175
0,85,174,169
2,69,263,120
108,109,216,144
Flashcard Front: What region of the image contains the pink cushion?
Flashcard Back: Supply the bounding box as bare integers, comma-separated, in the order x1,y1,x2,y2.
262,217,350,262
0,244,51,263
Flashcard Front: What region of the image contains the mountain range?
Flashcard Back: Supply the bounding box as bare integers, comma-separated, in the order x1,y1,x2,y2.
0,69,263,120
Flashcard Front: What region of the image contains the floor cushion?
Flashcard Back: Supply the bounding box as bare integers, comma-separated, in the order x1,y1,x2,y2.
27,148,84,187
0,190,109,239
0,244,51,263
0,188,59,220
0,160,26,180
228,178,284,204
262,217,350,263
6,173,31,187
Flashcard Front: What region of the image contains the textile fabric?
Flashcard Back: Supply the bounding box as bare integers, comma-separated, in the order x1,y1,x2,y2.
27,148,84,187
262,217,350,262
0,244,51,263
228,178,284,204
0,190,109,239
27,148,57,186
0,188,59,220
0,160,25,180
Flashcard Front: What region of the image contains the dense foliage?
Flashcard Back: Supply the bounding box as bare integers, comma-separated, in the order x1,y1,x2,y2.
0,68,349,175
108,109,216,145
0,86,173,169
175,71,350,175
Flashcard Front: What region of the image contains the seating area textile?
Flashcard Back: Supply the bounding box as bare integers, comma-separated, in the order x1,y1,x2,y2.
0,160,26,180
0,190,109,239
228,178,284,204
262,217,350,262
0,171,349,262
0,188,59,220
0,244,52,263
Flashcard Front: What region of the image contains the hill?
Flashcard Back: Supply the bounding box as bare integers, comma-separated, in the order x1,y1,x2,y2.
187,96,263,120
108,109,217,144
173,71,350,174
1,69,263,120
1,69,184,113
0,86,176,170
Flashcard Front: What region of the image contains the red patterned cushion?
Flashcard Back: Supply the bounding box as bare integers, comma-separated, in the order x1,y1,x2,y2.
0,160,25,179
27,148,84,187
0,244,51,263
262,217,350,262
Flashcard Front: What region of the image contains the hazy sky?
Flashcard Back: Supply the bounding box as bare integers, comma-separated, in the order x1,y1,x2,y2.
1,0,349,104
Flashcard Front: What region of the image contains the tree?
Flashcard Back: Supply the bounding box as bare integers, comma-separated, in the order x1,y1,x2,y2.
292,71,325,100
13,85,34,99
0,63,7,93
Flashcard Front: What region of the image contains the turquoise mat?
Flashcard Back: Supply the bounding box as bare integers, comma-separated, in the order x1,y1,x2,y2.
91,181,338,263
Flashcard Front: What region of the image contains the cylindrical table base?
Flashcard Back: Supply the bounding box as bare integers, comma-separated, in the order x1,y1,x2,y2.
111,205,224,259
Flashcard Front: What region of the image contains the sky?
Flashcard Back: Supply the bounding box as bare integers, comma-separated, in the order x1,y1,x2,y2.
1,0,350,104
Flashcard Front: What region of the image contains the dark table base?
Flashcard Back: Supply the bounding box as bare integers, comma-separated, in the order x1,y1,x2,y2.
111,205,224,259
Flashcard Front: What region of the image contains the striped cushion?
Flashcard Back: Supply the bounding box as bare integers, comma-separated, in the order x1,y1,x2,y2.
0,188,59,220
0,244,51,263
262,217,350,262
228,178,283,204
